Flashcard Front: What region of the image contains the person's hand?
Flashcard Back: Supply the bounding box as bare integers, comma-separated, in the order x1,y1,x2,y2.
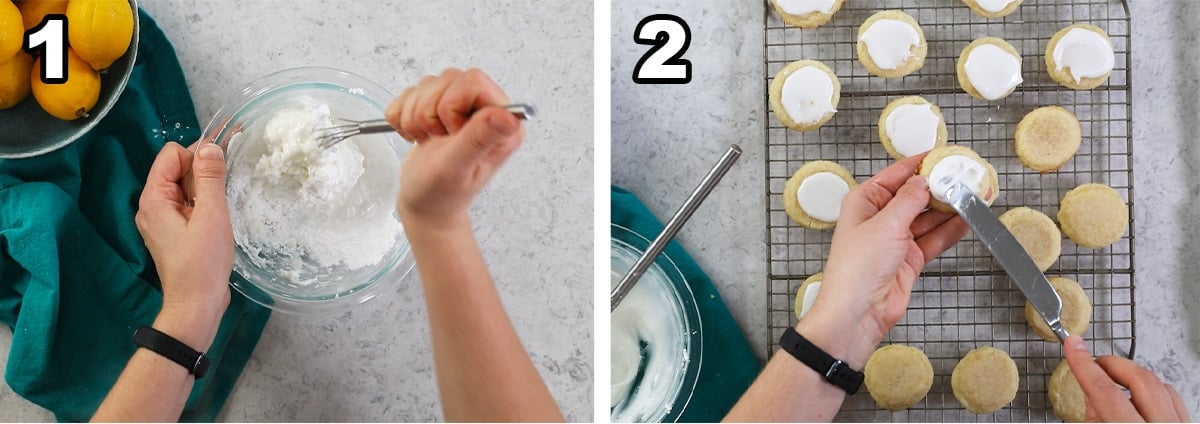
1062,335,1191,422
385,68,525,230
798,155,969,367
135,141,233,350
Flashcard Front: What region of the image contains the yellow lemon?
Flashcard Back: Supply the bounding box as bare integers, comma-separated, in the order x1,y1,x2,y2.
0,0,24,63
0,52,32,109
31,48,99,120
65,0,132,70
17,0,69,31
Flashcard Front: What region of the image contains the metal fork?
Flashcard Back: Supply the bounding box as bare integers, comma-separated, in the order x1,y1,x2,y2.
314,103,536,150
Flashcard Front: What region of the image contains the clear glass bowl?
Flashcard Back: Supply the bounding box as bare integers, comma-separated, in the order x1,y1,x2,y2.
610,223,703,423
202,67,415,314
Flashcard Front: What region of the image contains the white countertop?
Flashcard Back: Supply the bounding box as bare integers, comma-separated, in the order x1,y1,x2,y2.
613,0,1199,418
0,1,593,421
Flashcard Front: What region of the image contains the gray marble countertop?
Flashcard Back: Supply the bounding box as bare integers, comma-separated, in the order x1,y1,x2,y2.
0,1,593,421
613,0,1199,418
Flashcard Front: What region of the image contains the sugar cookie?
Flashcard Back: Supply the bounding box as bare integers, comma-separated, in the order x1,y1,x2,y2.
1049,361,1087,422
783,161,856,229
999,207,1061,271
793,272,823,320
1058,183,1128,248
962,0,1024,18
770,60,841,132
951,346,1019,414
919,145,1000,213
864,345,934,411
1025,277,1091,342
1046,24,1114,90
771,0,844,29
1015,106,1082,173
956,37,1023,101
856,11,927,78
878,96,948,160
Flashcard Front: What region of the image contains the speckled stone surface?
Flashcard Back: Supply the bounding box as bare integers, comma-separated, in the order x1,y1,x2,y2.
0,1,593,421
613,0,1199,418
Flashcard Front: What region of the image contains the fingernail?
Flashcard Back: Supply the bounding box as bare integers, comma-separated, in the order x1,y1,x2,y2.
1067,335,1087,351
909,175,928,189
199,144,223,159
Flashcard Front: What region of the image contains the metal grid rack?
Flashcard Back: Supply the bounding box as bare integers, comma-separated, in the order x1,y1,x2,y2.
762,0,1133,421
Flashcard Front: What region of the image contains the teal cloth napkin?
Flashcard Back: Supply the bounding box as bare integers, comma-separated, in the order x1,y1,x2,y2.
611,185,762,422
0,10,270,422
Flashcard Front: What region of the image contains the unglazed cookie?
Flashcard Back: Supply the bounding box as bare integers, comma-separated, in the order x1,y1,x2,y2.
1049,361,1087,422
783,161,857,229
956,37,1023,101
1058,183,1128,248
864,345,934,411
999,207,1062,271
878,96,948,160
962,0,1024,18
951,346,1019,414
856,11,927,78
919,145,1000,213
771,0,845,29
1015,106,1082,172
1046,24,1114,90
1025,277,1091,342
793,272,823,320
770,60,840,132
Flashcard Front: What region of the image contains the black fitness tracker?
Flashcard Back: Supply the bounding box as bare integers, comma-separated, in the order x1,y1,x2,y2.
779,326,863,394
133,326,210,379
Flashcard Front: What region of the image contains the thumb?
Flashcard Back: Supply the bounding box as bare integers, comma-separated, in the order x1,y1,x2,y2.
1063,335,1141,421
875,176,930,228
190,144,230,224
448,107,521,166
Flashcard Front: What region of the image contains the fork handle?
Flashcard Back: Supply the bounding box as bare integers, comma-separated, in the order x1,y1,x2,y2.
355,103,536,136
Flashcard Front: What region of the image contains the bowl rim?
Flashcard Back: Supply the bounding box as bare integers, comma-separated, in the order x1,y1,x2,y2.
610,222,704,422
204,66,415,315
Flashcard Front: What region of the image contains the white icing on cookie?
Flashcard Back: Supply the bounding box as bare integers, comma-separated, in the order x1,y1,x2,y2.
1053,27,1114,83
964,43,1023,100
781,66,838,125
929,155,987,204
776,0,837,15
861,19,921,70
885,103,940,157
797,172,850,222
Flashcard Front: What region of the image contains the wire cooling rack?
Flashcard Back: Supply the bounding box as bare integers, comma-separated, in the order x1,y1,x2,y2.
763,0,1133,421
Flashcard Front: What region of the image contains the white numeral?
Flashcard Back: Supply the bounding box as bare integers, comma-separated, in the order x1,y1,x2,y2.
633,15,692,84
24,15,68,83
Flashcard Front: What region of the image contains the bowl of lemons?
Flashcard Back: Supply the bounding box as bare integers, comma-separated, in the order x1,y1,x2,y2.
0,0,138,159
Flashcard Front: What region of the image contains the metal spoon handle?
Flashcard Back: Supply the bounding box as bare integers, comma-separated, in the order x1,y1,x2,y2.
355,103,537,136
610,144,742,311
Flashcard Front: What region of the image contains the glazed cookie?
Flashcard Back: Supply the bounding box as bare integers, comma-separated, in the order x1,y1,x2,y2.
864,345,934,411
783,161,856,229
1049,361,1087,422
951,346,1019,414
1015,106,1082,173
1058,183,1128,248
770,60,841,132
956,37,1023,101
1025,277,1091,342
770,0,845,29
1046,24,1114,90
793,272,823,320
962,0,1024,18
856,11,927,78
919,145,1000,213
999,207,1062,271
878,96,948,160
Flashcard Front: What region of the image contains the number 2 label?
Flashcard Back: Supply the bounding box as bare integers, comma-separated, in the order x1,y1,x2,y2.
23,15,69,84
632,14,692,84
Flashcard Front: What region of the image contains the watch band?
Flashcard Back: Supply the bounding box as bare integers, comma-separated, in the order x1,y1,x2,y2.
778,326,863,394
133,326,210,379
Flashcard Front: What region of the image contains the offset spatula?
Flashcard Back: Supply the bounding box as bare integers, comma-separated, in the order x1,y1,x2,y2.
942,179,1069,343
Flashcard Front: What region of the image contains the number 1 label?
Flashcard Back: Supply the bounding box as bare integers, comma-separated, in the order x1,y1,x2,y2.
632,14,692,84
23,15,68,84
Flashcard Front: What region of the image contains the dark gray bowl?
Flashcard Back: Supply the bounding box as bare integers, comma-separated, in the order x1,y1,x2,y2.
0,0,139,159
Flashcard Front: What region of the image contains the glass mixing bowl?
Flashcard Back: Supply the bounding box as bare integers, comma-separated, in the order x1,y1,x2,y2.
610,223,703,423
202,67,415,314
